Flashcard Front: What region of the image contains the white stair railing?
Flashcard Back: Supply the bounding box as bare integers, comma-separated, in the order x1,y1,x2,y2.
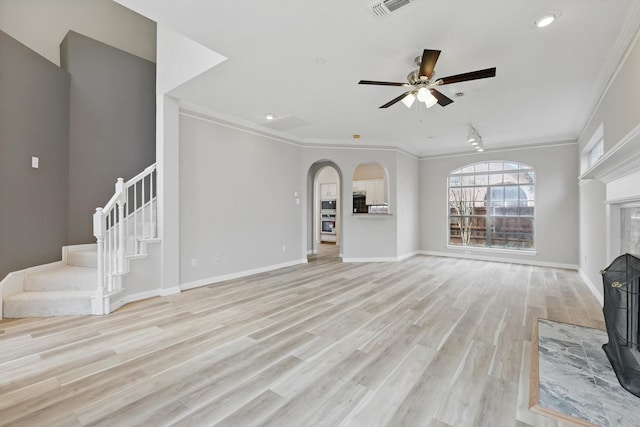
93,164,157,306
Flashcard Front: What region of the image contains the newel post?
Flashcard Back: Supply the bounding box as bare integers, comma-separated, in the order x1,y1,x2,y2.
93,207,105,314
115,178,126,275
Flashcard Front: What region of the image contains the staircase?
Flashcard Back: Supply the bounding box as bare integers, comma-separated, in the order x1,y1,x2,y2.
3,245,97,317
0,164,158,318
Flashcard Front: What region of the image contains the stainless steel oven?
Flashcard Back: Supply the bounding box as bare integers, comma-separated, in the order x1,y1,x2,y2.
321,213,336,234
321,199,336,211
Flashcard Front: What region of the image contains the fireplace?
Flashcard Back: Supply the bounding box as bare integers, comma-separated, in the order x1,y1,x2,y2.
601,253,640,398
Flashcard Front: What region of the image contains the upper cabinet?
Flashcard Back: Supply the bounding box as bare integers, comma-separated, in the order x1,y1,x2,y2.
353,179,386,205
364,180,385,205
320,182,337,199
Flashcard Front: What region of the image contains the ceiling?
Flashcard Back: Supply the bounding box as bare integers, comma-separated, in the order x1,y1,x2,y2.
118,0,640,157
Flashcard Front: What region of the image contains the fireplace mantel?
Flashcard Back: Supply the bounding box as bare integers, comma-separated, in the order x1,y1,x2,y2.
579,122,640,184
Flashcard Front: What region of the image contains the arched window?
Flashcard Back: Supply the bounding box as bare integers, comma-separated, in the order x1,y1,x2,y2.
448,161,535,250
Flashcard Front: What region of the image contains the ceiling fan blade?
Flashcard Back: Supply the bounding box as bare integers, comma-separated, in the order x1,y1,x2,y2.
430,89,454,107
418,49,441,80
437,67,497,85
359,80,410,87
380,90,414,109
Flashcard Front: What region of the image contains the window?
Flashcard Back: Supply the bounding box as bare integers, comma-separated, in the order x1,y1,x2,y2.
581,122,604,173
588,138,604,168
448,161,535,250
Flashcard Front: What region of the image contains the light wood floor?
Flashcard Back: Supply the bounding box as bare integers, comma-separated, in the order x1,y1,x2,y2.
0,254,604,427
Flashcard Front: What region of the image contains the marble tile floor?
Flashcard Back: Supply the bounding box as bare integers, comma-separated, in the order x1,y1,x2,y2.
534,319,640,427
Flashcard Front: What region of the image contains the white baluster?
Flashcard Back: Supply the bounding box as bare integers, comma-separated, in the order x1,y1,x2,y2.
93,207,105,313
115,178,126,275
150,169,156,238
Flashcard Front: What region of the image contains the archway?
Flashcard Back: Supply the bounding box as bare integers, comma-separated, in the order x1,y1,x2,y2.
307,161,342,261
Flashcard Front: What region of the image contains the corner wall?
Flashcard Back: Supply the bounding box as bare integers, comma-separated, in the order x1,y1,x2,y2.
0,31,70,280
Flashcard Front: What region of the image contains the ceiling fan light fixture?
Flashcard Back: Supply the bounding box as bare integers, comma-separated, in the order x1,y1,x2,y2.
401,92,416,108
417,87,438,108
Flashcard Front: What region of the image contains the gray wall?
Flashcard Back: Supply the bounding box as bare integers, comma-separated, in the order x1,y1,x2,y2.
396,152,420,257
179,113,304,284
420,143,580,267
0,30,70,280
61,31,155,244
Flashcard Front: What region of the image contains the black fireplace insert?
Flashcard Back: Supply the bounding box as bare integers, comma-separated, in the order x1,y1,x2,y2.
601,253,640,398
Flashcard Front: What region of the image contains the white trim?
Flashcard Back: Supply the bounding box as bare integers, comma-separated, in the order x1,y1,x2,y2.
108,286,182,313
420,140,577,161
578,268,604,307
446,245,537,257
420,250,577,270
180,258,308,291
342,257,399,263
342,251,420,263
397,250,420,261
579,121,640,182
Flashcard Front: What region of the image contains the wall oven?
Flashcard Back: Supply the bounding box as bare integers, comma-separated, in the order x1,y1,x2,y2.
321,199,336,211
321,213,336,235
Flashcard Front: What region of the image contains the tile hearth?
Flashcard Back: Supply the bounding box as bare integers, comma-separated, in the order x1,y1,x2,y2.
534,319,640,427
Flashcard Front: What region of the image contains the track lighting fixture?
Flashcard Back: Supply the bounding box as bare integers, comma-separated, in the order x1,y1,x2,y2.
467,125,485,152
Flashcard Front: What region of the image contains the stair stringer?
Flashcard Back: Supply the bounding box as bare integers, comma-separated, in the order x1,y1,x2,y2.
106,239,179,313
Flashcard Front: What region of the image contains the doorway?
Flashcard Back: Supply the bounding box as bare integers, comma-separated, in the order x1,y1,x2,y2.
307,162,342,262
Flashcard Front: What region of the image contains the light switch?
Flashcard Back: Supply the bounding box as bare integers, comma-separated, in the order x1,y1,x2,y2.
32,156,39,169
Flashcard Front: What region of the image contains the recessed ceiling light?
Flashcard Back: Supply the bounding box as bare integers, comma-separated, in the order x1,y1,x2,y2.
535,13,557,28
265,113,274,120
352,134,361,139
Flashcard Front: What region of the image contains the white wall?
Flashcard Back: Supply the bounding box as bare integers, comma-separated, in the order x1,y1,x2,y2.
578,180,607,300
396,152,420,258
0,0,156,65
179,113,304,286
420,143,579,268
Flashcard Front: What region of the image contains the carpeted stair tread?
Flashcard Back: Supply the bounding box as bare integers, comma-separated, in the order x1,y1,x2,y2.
24,265,97,291
66,245,97,268
3,291,93,317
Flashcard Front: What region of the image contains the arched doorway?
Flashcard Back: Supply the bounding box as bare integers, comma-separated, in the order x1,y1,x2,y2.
307,161,342,262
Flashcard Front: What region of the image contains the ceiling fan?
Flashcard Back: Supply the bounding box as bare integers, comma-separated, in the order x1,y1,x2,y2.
359,49,496,109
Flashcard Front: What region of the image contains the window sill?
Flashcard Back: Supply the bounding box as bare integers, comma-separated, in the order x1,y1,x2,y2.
446,245,537,256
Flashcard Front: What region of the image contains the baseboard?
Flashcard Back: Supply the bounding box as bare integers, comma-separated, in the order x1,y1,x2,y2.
397,250,420,261
578,268,604,306
108,286,182,312
180,258,309,291
419,250,579,270
342,251,420,263
342,256,399,263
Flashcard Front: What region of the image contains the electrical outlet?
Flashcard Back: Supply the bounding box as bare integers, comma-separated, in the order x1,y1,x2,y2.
191,258,197,267
215,254,221,262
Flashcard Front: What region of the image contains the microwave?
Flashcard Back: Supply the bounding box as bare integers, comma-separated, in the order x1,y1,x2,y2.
321,199,336,210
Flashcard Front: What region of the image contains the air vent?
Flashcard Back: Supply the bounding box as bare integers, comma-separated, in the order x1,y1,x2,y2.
368,0,417,18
